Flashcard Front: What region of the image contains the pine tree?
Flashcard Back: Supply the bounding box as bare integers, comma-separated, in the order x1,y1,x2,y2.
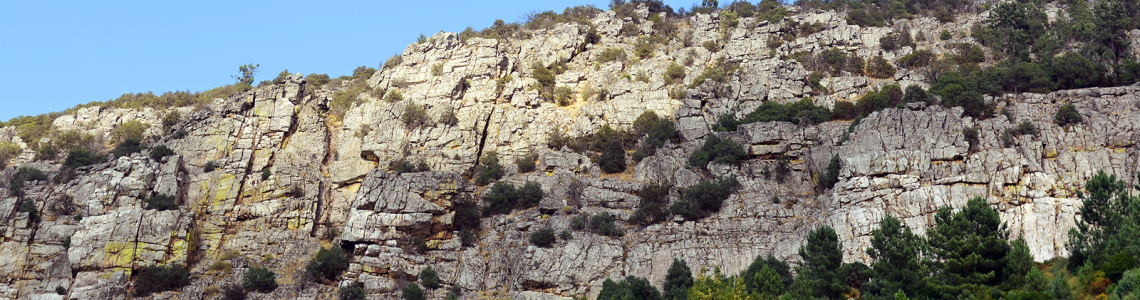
1003,237,1035,289
796,226,848,299
753,265,785,297
598,276,661,300
742,255,792,294
926,197,1011,295
663,259,693,300
1066,170,1139,270
864,215,930,298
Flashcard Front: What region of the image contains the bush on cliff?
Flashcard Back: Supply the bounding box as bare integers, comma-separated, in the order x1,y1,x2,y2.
688,135,747,168
133,264,191,296
306,246,349,281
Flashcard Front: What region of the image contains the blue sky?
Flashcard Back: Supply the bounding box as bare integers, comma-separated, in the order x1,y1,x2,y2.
0,0,696,122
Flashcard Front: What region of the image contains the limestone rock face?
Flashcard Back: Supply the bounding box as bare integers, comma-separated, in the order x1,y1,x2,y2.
4,4,1140,300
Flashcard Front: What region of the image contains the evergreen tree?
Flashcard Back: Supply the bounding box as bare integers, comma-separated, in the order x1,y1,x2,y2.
820,154,842,190
796,226,848,299
741,255,793,294
597,276,661,300
1003,237,1035,289
1066,170,1140,270
864,215,930,298
663,259,693,300
927,197,1011,294
753,265,784,297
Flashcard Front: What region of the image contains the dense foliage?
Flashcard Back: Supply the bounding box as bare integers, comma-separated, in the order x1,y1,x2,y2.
133,264,191,296
306,246,349,281
481,181,544,215
242,266,277,293
688,135,747,168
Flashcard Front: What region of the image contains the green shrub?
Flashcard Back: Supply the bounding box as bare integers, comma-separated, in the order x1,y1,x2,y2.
560,230,572,240
832,101,858,120
419,266,441,289
110,138,143,158
901,85,931,105
383,89,404,102
714,113,739,132
403,282,425,300
634,39,656,59
338,282,365,300
146,194,177,211
454,200,481,232
204,161,217,172
261,168,271,180
741,97,833,126
482,182,518,216
688,134,747,168
820,155,841,190
432,63,444,76
516,153,538,173
242,266,277,293
517,181,544,209
689,57,739,91
384,54,403,69
702,40,719,52
589,213,624,237
940,30,952,40
598,276,662,300
597,48,627,64
570,216,586,230
964,127,979,150
555,86,575,106
439,110,458,126
306,246,349,281
898,49,935,68
866,55,896,79
636,70,650,83
670,176,739,221
393,159,417,174
1103,252,1138,282
530,228,557,248
149,145,174,161
847,8,887,26
161,111,181,132
64,148,104,169
0,142,19,169
619,21,640,37
664,63,686,83
18,200,38,221
9,167,48,197
629,181,672,225
638,117,678,157
1009,121,1040,136
111,120,148,144
305,73,332,89
475,151,504,185
133,264,191,296
458,229,477,247
593,125,628,174
402,102,433,129
1054,103,1083,126
56,286,65,295
598,143,627,174
532,62,556,92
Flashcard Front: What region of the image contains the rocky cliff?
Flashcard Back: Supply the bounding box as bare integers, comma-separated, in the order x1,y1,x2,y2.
1,3,1139,299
